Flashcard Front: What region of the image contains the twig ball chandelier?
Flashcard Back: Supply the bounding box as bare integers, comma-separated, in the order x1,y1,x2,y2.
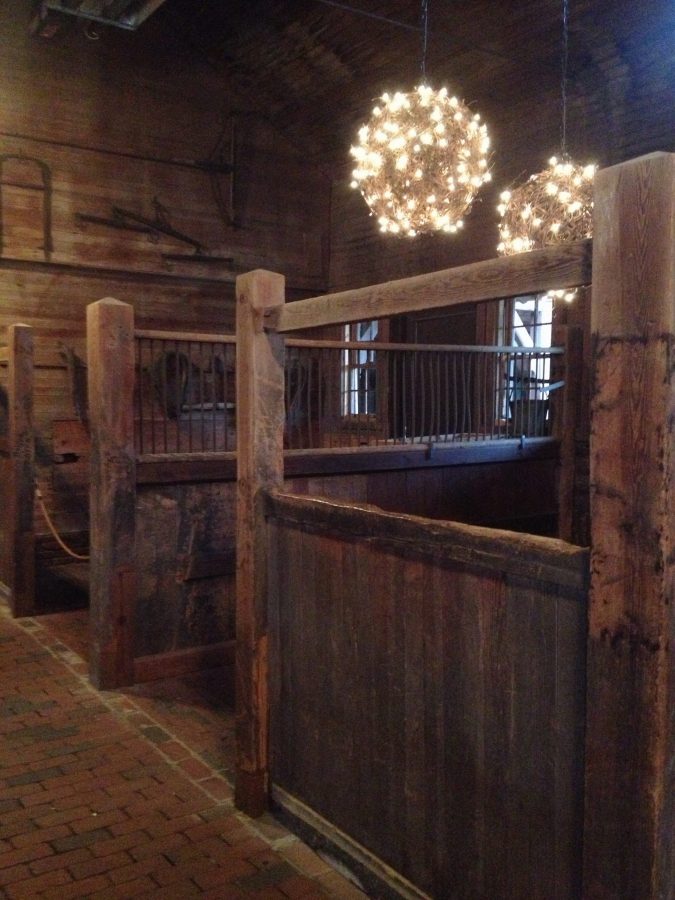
496,156,596,300
350,85,492,237
497,156,596,255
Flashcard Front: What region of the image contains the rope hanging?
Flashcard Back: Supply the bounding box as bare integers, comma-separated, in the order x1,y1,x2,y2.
35,487,90,562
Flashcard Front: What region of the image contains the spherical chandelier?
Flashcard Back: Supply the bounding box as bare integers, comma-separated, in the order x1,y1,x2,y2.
495,0,596,302
497,155,596,255
349,85,492,237
496,156,596,301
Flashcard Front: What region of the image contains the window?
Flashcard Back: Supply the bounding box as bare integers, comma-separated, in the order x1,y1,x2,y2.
512,295,553,396
342,320,378,416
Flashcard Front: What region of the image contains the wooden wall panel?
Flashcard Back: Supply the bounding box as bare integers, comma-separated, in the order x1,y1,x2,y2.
134,481,237,658
287,456,559,535
268,493,588,898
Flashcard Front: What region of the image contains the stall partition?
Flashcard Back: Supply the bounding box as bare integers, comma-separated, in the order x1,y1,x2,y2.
235,153,675,899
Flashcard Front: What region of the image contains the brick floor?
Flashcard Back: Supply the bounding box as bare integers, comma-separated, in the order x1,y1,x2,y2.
0,603,366,899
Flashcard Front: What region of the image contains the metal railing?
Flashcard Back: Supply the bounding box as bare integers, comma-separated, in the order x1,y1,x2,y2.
134,331,236,455
283,340,564,450
134,333,563,455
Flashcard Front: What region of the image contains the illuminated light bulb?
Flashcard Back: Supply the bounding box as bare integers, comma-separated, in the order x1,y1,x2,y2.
496,155,597,301
349,84,492,236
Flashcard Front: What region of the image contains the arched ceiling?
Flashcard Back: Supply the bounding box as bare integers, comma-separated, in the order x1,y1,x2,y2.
152,0,675,172
31,0,675,176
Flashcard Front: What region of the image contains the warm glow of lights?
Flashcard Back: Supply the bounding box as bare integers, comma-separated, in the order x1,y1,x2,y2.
350,85,491,237
496,156,597,301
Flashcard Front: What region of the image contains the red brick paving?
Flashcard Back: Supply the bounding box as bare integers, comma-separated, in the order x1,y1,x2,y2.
0,604,365,899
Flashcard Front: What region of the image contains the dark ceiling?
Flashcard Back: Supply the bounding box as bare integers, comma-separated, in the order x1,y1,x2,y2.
154,0,675,174
35,0,675,177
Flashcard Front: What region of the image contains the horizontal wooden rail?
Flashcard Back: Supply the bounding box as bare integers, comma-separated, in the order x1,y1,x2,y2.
269,240,592,332
135,439,558,485
286,338,565,354
266,490,589,590
135,329,236,344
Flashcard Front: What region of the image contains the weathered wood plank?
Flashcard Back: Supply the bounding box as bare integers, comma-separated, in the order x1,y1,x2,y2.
135,440,558,486
134,329,236,344
558,325,584,543
133,640,235,684
235,269,285,816
175,547,236,582
270,240,591,333
266,491,589,590
87,298,136,689
268,506,587,896
7,324,35,616
584,151,675,898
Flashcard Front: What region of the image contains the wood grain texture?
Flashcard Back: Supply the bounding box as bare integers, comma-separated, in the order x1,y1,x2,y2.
235,269,286,816
6,324,35,616
584,151,675,899
133,640,235,685
271,240,591,332
87,299,136,689
134,482,236,658
267,493,588,897
266,492,588,589
558,325,585,544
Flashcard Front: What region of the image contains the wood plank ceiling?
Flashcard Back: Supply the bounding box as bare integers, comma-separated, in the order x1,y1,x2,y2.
157,0,675,173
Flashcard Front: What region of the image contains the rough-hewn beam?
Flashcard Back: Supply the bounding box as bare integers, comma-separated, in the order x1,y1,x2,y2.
7,324,35,616
87,298,136,689
270,240,591,333
584,151,675,898
235,269,285,817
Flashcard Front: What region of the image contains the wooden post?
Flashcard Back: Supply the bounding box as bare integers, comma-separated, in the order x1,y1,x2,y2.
87,299,136,689
584,152,675,898
235,270,285,817
7,324,35,616
557,324,584,544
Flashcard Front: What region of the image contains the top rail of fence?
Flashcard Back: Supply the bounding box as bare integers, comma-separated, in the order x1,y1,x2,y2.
134,329,236,345
268,240,591,333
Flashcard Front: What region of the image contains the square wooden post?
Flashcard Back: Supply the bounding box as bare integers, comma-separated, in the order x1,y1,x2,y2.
584,152,675,898
235,270,285,817
87,298,136,689
7,324,35,617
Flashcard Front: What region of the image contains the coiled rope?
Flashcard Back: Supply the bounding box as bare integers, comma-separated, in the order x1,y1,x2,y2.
35,487,90,562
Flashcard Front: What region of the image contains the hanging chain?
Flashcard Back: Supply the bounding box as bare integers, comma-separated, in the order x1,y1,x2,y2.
560,0,569,156
420,0,429,82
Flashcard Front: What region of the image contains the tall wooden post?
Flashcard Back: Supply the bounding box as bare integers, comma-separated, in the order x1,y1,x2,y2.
235,270,285,817
7,324,35,617
87,299,136,689
584,152,675,898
